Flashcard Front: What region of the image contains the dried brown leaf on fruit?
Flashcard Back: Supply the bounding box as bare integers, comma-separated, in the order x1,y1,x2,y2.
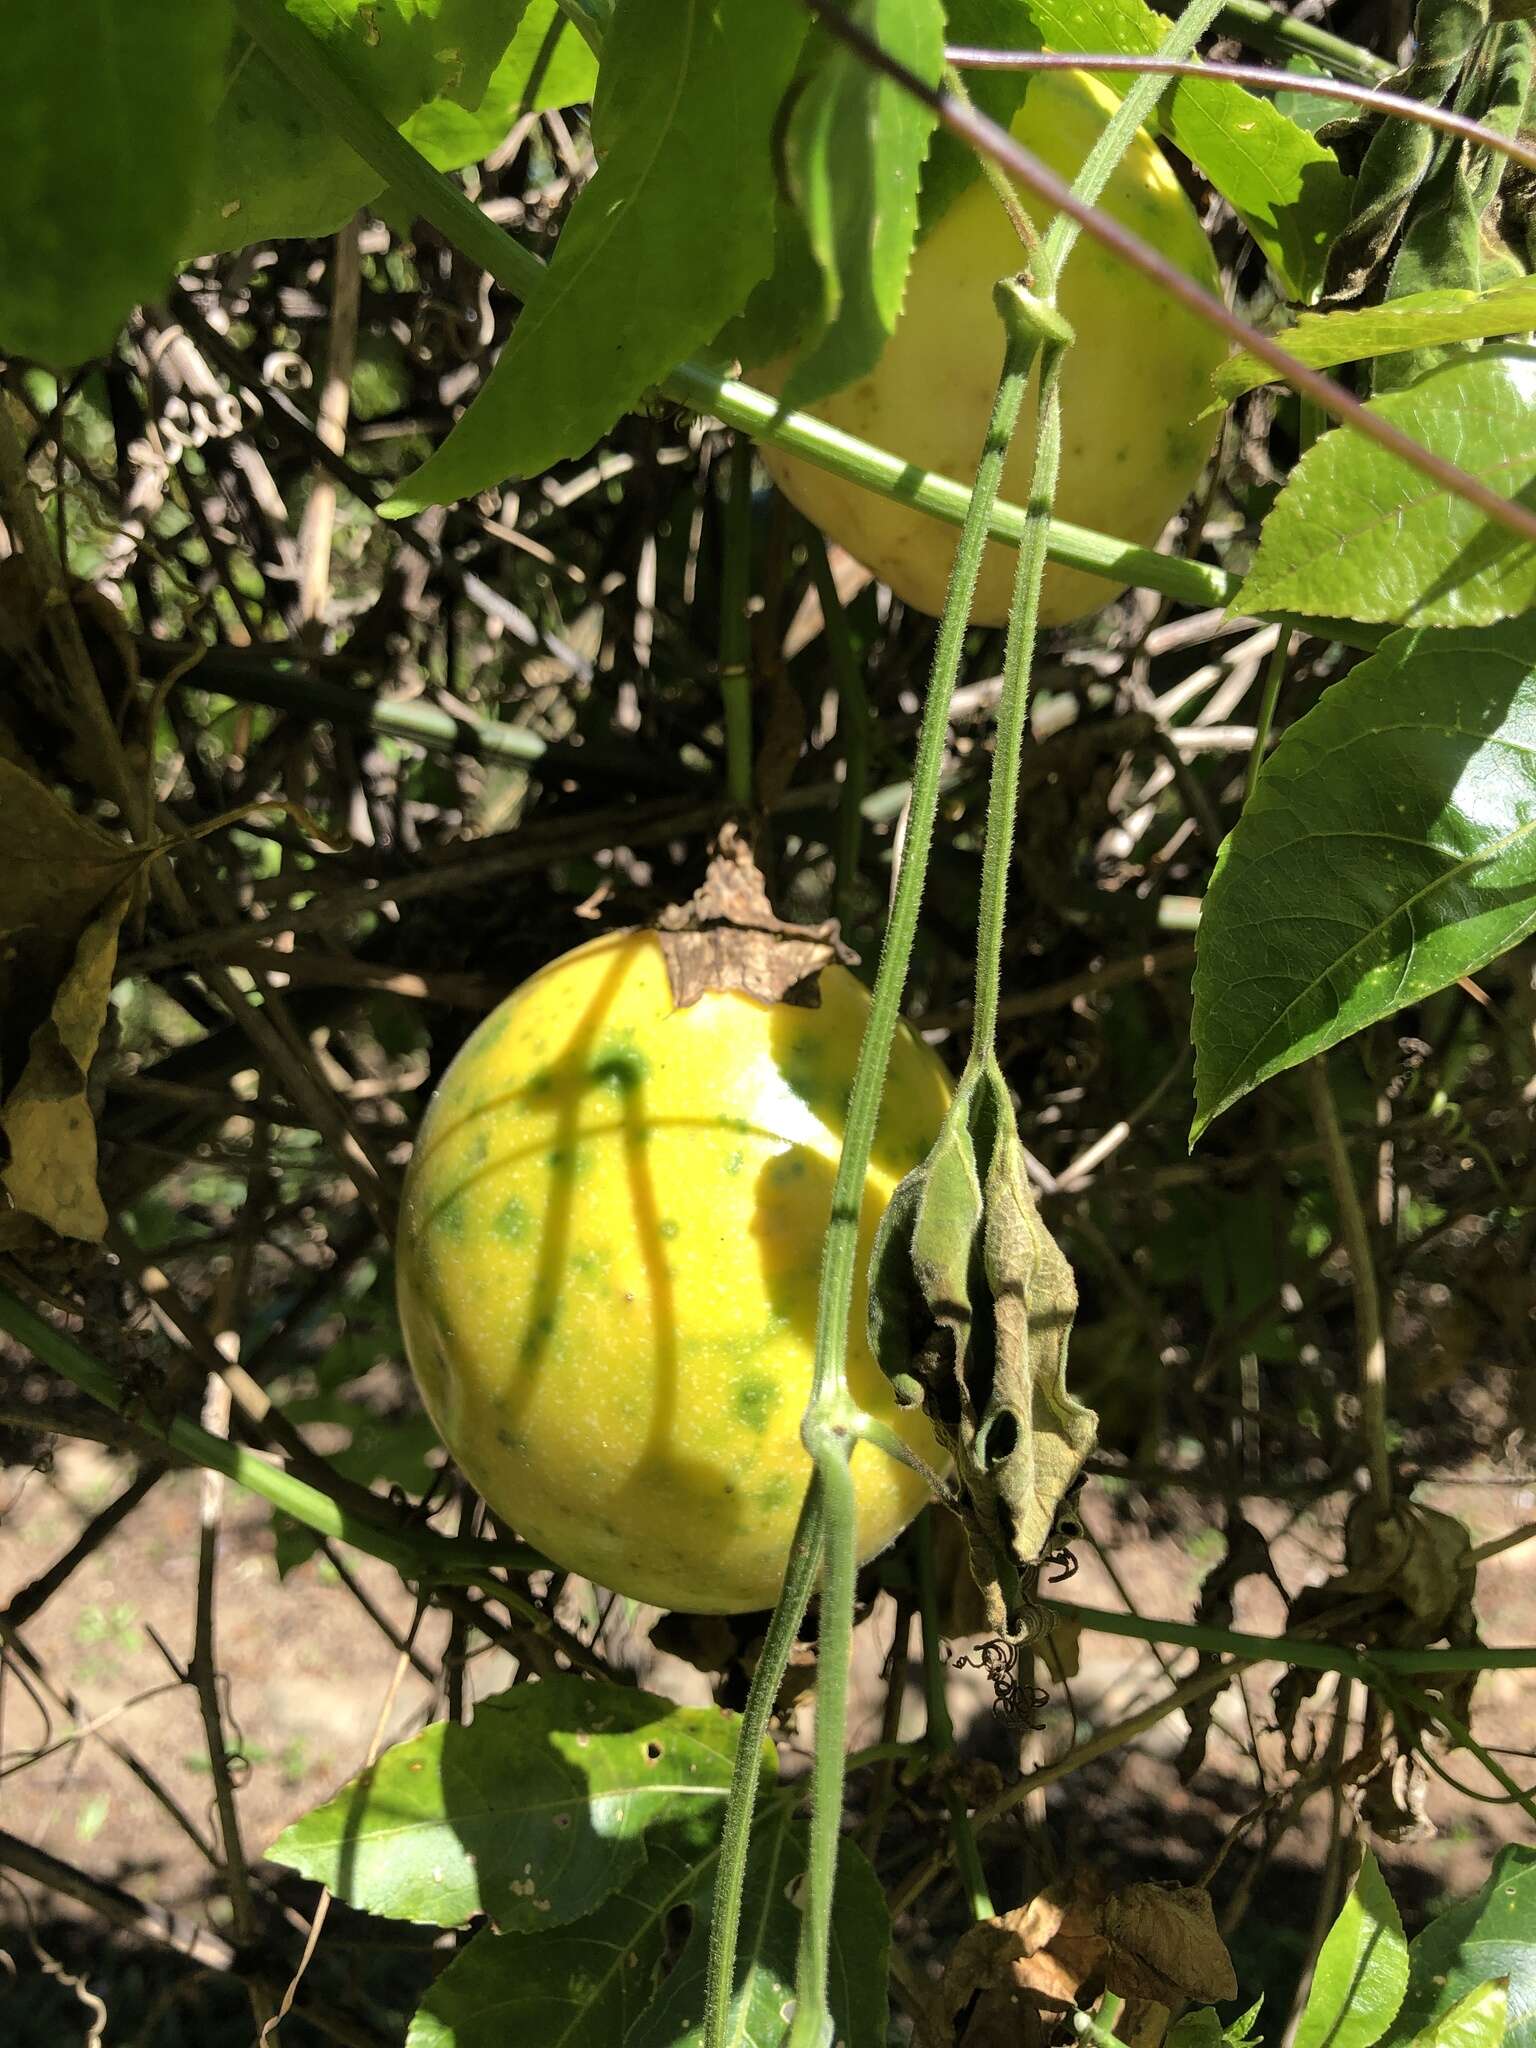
655,821,854,1007
869,1056,1096,1639
1103,1884,1238,2006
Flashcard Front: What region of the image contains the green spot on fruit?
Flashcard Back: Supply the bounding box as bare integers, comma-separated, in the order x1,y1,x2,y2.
493,1196,529,1243
547,1145,584,1175
464,1129,489,1167
724,1150,745,1176
589,1036,649,1094
520,1308,559,1361
435,1190,468,1239
733,1375,778,1433
759,1473,796,1511
658,1219,680,1241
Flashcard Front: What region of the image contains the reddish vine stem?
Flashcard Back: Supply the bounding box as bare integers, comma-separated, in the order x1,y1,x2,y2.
805,0,1536,548
946,48,1536,174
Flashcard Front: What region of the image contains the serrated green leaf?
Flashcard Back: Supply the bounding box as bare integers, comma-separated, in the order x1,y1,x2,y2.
1388,1848,1536,2048
1017,0,1351,298
1236,348,1536,629
266,1677,755,1929
1212,280,1536,407
1192,617,1536,1137
626,1809,889,2048
185,0,526,256
1412,1982,1510,2048
402,3,598,171
1294,1848,1409,2048
405,1837,696,2047
384,0,805,513
780,0,945,409
1,1,233,363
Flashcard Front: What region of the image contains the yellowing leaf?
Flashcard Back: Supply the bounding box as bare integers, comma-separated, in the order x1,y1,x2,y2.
0,758,159,1244
2,883,133,1240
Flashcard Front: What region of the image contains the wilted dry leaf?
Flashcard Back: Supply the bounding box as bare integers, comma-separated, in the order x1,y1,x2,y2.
0,758,158,1243
868,1057,1096,1638
1103,1884,1237,2006
655,822,854,1007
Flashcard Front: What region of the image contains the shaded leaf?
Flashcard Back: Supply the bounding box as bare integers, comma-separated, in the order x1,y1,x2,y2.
266,1677,754,1930
1211,279,1536,406
868,1058,1095,1638
1294,1848,1408,2048
401,3,599,170
185,0,525,255
405,1837,695,2047
1235,347,1536,630
384,0,806,513
0,1,232,362
1191,617,1536,1136
1412,1982,1510,2048
1388,1849,1536,2048
920,0,1041,232
1018,0,1351,298
626,1810,889,2048
780,0,945,409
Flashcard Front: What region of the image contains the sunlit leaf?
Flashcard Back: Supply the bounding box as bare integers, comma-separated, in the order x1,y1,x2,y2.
1294,1849,1408,2048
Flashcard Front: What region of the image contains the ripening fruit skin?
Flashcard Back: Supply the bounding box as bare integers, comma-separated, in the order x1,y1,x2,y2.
396,931,952,1614
756,69,1226,628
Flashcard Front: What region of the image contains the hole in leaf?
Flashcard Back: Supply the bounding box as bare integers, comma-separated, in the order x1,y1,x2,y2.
976,1408,1019,1471
644,1741,664,1763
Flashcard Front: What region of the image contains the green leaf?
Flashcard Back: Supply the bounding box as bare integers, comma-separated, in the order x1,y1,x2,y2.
383,0,806,514
626,1810,889,2048
1236,348,1536,629
1212,280,1536,406
402,3,598,171
1168,2013,1225,2048
1017,0,1351,299
1294,1848,1409,2048
0,1,233,363
780,0,946,409
1191,617,1536,1138
1389,1848,1536,2048
405,1837,697,2047
266,1677,753,1929
184,0,527,256
1411,1982,1510,2048
407,1816,888,2048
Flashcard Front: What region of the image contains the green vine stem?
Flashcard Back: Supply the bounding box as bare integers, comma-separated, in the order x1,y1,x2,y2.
719,439,756,810
701,1475,823,2046
783,284,1052,2048
1214,0,1393,82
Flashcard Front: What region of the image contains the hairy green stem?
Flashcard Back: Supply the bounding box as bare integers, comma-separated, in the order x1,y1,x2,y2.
1037,0,1230,278
783,288,1047,2046
1215,0,1393,82
701,1478,823,2048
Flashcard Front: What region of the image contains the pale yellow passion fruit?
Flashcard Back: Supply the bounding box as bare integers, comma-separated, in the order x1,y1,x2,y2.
396,931,952,1614
755,68,1226,627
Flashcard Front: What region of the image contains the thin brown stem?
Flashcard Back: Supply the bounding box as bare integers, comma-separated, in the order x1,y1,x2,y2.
946,48,1536,174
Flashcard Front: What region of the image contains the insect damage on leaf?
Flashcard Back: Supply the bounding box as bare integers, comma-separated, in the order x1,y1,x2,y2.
867,1056,1097,1640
